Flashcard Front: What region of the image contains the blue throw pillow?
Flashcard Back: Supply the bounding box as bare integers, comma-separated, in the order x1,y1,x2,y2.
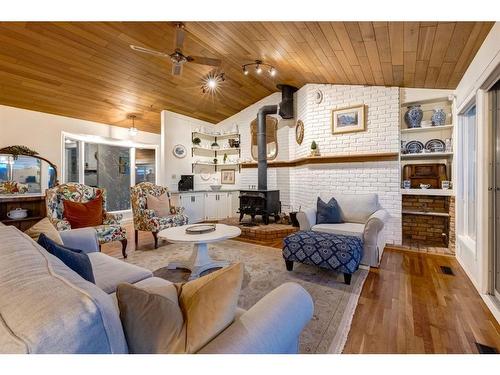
38,233,95,283
316,197,343,224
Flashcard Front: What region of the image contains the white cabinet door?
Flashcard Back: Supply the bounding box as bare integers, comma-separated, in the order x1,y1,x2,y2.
179,193,204,223
204,193,218,220
216,193,229,219
230,191,239,217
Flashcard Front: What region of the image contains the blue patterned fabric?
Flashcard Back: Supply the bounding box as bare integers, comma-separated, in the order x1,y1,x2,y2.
282,231,363,275
316,197,343,224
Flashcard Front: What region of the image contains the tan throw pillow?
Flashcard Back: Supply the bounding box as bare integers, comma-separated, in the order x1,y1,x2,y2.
146,193,174,217
24,217,63,245
116,263,244,354
177,263,244,353
116,281,185,354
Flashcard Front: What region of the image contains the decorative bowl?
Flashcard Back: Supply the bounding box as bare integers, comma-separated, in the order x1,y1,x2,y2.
7,208,28,219
210,185,222,191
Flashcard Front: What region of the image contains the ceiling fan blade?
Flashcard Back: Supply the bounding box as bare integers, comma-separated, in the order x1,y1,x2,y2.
187,56,222,67
172,63,183,76
174,23,186,50
130,45,170,58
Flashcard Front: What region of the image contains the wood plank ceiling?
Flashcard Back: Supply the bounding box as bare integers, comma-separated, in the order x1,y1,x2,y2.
0,22,493,133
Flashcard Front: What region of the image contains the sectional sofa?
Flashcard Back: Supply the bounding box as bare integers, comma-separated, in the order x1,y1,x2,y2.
0,223,313,354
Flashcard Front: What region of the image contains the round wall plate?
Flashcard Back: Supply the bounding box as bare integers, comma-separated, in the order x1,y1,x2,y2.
172,144,187,158
314,89,324,104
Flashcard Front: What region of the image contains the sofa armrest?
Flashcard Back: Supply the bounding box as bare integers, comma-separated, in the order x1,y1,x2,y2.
363,209,389,247
296,208,317,230
198,282,313,354
60,227,100,253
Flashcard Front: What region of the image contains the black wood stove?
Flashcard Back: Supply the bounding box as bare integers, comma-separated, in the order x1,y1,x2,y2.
238,84,296,225
238,189,280,225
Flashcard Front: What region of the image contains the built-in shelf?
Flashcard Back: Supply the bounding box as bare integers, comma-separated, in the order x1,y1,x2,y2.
401,124,454,134
402,210,450,217
192,131,240,139
401,188,455,196
192,162,241,173
401,96,452,108
0,216,44,224
192,146,241,158
400,152,453,160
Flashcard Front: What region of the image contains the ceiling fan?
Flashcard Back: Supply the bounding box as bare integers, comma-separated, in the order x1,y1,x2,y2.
130,22,222,76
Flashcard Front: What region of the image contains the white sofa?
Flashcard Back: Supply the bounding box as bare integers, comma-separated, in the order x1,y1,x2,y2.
296,192,389,267
0,223,313,354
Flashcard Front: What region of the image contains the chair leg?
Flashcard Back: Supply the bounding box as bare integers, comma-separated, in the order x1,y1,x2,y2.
285,260,294,271
120,239,128,259
343,273,352,285
134,230,138,247
152,231,159,249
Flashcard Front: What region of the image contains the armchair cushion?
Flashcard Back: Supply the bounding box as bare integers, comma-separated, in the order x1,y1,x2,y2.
311,223,364,238
316,197,343,224
63,194,104,228
147,193,174,217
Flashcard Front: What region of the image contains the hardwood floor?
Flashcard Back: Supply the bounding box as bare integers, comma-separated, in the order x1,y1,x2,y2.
102,225,500,354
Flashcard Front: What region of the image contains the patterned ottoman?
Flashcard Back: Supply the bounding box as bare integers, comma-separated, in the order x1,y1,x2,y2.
282,231,363,285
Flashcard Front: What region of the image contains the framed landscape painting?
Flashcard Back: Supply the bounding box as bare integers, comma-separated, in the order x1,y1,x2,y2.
332,105,366,134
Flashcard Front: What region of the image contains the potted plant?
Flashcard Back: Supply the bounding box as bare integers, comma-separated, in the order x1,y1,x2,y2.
192,137,201,146
211,141,219,150
223,153,228,164
310,140,319,156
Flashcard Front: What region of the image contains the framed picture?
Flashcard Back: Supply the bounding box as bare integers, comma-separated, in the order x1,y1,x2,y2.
332,105,366,134
172,144,187,158
221,169,235,184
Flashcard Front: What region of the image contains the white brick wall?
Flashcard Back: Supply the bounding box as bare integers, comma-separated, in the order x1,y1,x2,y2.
217,84,402,245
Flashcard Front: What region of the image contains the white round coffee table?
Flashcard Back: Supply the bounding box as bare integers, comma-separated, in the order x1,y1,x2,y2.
158,224,241,280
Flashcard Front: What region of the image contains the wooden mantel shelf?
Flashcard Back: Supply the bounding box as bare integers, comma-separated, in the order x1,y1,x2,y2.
240,152,399,169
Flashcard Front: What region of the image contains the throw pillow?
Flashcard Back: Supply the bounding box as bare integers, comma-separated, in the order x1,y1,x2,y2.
177,262,243,353
63,194,104,229
147,193,175,217
116,263,244,354
24,217,63,244
116,282,185,354
316,197,343,224
37,233,95,283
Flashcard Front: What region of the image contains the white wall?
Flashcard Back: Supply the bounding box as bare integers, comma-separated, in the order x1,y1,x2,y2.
216,84,402,245
454,22,500,322
160,110,219,191
0,104,160,187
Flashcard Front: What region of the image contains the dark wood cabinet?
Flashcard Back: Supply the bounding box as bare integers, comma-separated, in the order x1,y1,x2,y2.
0,195,46,231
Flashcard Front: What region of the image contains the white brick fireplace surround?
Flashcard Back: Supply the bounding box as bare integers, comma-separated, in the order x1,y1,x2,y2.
217,84,402,246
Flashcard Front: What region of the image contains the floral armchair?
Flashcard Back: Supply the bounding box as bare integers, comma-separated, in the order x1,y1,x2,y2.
130,182,188,249
45,183,128,258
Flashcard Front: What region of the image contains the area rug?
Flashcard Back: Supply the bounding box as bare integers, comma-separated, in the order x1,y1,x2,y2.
124,239,368,354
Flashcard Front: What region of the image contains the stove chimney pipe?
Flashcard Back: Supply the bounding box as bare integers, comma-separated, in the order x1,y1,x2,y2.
257,105,278,191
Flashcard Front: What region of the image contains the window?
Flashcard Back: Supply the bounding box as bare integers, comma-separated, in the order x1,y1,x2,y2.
64,138,80,183
63,135,156,212
457,104,477,241
135,148,156,184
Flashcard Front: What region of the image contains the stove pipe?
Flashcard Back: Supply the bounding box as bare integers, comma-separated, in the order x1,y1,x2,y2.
257,105,278,191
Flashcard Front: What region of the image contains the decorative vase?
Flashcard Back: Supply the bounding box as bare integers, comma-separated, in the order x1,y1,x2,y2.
431,107,446,126
404,105,423,128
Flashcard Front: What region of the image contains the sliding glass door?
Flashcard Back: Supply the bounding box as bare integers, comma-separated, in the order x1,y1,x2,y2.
63,136,156,212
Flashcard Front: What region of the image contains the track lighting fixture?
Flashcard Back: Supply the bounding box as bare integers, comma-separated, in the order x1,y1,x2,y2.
241,60,277,78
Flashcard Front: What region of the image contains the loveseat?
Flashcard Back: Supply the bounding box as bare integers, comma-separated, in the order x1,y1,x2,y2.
0,223,313,354
296,192,389,267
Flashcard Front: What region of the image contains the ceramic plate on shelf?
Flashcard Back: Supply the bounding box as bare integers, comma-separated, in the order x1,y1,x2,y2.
425,139,445,153
200,169,211,181
405,140,424,154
